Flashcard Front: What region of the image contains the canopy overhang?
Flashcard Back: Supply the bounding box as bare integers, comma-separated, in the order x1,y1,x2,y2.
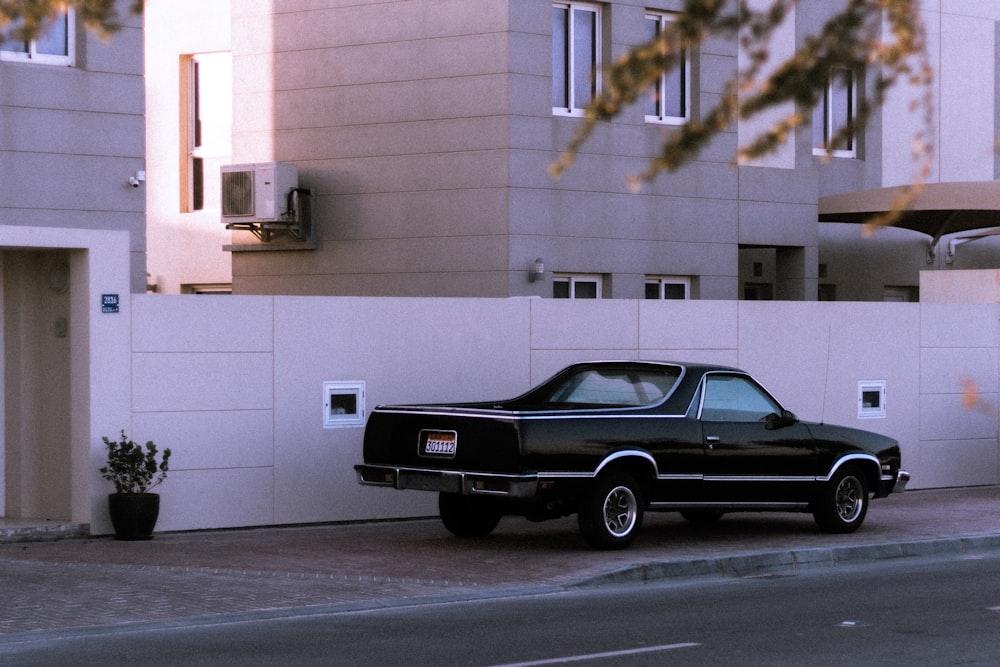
818,181,1000,244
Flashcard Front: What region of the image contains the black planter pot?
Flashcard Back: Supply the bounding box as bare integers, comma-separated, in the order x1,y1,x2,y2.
108,493,160,541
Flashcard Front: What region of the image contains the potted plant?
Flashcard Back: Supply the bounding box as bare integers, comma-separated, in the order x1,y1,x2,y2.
100,431,172,540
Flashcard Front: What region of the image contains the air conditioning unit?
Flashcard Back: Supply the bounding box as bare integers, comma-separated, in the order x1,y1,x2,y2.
221,162,298,224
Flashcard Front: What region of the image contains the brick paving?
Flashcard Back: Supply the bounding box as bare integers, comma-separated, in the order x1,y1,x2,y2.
0,559,451,636
0,485,998,637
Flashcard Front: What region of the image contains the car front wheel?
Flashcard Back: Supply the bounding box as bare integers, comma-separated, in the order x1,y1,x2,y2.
813,465,869,533
578,472,643,550
438,493,502,538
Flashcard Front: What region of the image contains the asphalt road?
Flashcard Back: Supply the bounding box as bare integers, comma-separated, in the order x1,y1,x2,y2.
3,550,999,666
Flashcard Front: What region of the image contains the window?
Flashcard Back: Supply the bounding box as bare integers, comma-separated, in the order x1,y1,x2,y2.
701,374,782,422
181,283,233,295
545,369,679,407
184,52,233,212
1,9,75,66
883,286,918,302
645,276,690,299
743,283,773,300
553,274,602,298
552,2,601,116
644,13,689,124
812,65,857,157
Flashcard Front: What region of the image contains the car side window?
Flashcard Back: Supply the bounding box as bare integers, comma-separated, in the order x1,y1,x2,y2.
700,375,781,422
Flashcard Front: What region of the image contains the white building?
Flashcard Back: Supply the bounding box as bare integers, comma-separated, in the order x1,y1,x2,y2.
1,2,143,529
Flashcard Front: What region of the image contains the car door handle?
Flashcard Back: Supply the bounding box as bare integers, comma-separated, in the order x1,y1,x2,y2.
705,435,720,449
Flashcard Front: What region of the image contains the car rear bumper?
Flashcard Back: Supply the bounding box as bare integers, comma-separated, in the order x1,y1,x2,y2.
355,464,540,497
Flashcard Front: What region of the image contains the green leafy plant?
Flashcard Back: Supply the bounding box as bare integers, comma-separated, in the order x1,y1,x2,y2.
100,430,171,495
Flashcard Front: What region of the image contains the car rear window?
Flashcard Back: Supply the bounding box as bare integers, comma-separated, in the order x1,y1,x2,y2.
540,367,680,408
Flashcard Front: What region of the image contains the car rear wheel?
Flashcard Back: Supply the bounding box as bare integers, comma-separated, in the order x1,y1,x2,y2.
578,472,643,550
813,465,869,533
438,493,502,538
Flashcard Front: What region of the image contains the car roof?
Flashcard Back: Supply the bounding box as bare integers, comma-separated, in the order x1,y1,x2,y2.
568,360,745,375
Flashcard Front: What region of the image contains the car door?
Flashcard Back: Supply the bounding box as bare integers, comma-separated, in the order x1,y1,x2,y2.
698,373,817,503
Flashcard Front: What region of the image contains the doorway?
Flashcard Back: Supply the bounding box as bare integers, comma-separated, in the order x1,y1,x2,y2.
2,250,74,522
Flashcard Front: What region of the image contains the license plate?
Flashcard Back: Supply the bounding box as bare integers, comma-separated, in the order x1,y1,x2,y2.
419,430,457,458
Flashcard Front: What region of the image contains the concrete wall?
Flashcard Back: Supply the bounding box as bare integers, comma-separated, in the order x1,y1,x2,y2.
922,269,1000,303
105,293,1000,535
880,2,1000,187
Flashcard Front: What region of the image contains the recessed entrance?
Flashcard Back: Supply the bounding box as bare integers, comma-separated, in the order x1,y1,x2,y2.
2,250,75,522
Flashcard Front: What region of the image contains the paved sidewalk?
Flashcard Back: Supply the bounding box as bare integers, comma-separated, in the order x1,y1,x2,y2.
0,485,998,636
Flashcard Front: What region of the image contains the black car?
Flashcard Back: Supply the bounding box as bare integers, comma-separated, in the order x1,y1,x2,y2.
356,361,910,549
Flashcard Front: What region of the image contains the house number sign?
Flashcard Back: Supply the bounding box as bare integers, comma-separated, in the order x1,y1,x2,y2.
102,294,120,314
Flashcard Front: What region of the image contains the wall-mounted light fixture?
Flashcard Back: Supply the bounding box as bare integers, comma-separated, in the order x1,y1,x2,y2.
529,257,545,282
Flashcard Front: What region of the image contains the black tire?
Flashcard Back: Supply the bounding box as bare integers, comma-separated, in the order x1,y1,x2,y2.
813,465,869,533
438,493,502,538
680,509,724,524
578,472,644,550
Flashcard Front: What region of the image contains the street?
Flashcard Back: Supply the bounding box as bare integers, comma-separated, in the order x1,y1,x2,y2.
2,550,998,666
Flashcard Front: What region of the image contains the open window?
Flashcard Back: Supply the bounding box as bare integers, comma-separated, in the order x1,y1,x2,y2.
183,52,232,212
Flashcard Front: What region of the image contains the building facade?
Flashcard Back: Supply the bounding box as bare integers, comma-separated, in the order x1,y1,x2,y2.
1,2,143,524
142,0,999,301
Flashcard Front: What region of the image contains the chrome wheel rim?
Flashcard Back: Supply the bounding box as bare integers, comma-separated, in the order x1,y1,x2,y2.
603,485,638,537
835,475,864,523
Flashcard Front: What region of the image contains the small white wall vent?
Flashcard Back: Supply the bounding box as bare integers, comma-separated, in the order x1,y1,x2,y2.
858,380,886,419
323,381,366,428
221,162,298,224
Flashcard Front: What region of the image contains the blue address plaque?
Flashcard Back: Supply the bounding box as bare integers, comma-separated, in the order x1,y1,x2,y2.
102,294,120,314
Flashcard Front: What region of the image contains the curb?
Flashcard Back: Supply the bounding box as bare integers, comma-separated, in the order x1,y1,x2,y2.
0,523,89,544
567,534,1000,588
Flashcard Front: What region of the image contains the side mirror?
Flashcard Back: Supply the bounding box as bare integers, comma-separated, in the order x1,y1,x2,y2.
765,410,798,430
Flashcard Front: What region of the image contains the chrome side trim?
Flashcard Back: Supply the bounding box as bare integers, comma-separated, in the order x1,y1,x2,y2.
658,473,702,481
819,453,881,482
373,408,689,421
594,450,660,477
703,475,814,483
358,460,907,499
520,413,688,421
541,471,597,479
649,501,809,511
374,408,520,421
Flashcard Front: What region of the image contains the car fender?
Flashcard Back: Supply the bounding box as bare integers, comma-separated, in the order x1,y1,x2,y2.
819,452,881,483
593,450,659,480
